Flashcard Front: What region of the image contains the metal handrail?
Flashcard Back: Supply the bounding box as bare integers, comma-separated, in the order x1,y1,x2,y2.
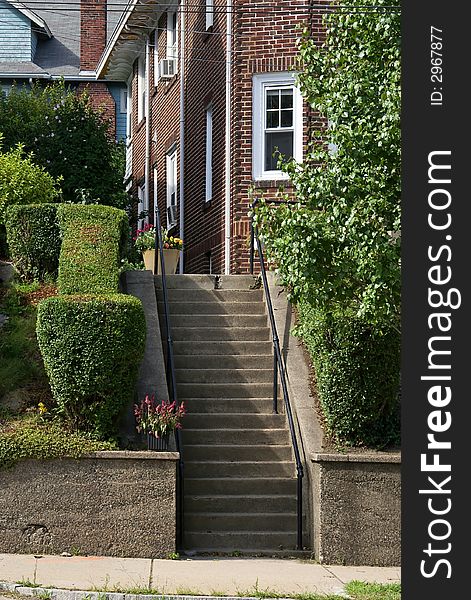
250,200,305,550
154,207,184,552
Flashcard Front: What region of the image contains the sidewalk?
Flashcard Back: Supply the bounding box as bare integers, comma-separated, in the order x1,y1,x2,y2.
0,554,400,599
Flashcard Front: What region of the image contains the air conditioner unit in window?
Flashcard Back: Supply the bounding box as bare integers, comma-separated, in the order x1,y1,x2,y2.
167,205,177,227
159,58,176,79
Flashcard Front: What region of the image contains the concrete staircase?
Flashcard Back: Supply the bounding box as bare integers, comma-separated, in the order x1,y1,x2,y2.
155,274,302,554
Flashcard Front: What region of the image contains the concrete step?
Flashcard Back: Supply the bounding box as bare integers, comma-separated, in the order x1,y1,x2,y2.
174,341,272,355
178,382,277,398
159,301,265,315
182,428,290,445
183,398,278,414
185,513,297,532
184,413,286,429
185,477,297,496
156,289,263,303
167,314,268,328
184,531,298,551
172,327,270,342
185,460,294,478
155,274,261,290
176,368,274,384
184,444,292,461
184,494,296,513
174,355,273,370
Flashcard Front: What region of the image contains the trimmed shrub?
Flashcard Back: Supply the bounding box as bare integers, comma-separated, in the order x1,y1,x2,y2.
36,294,146,438
0,142,61,225
5,204,61,281
296,302,400,447
57,204,128,294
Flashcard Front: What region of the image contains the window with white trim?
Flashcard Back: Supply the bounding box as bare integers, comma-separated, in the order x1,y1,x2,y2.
252,72,303,181
167,11,178,60
137,54,147,121
137,183,146,230
205,0,214,30
166,147,178,228
119,88,127,114
205,104,213,202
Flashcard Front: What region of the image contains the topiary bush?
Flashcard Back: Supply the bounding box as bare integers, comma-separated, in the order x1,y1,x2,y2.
296,301,400,447
5,204,61,281
36,294,146,438
57,204,128,294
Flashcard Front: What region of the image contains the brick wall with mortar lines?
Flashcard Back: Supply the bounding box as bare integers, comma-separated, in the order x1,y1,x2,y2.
183,0,227,274
230,0,328,274
81,0,107,71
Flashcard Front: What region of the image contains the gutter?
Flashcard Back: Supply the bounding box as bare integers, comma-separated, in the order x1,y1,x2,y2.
145,36,151,226
224,0,233,274
179,0,186,273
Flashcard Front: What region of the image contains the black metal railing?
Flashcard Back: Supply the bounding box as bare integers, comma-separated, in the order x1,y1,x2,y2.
250,199,305,550
153,206,184,551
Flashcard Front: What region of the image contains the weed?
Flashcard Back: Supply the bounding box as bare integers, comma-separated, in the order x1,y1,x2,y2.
167,552,180,560
230,550,242,558
15,580,41,589
36,591,52,600
175,588,203,596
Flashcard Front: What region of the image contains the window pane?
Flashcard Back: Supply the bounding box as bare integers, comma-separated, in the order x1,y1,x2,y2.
281,89,293,108
266,110,279,129
265,131,293,171
266,90,279,109
281,109,293,127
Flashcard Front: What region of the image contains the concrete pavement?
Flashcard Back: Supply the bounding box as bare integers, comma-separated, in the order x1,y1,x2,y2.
0,554,400,598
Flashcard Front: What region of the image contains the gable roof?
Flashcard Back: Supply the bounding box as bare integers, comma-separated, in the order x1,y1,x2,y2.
6,0,52,38
0,0,129,79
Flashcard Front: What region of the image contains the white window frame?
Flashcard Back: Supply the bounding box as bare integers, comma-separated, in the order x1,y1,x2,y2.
119,88,127,114
137,184,146,230
166,146,178,228
154,29,160,87
137,54,147,121
205,104,213,202
252,72,303,181
205,0,214,30
167,11,178,60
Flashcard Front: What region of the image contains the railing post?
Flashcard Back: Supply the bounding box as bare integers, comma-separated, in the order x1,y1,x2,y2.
249,218,255,275
273,350,278,414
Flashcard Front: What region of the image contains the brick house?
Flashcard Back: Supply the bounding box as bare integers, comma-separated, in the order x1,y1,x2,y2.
0,0,127,141
97,0,326,272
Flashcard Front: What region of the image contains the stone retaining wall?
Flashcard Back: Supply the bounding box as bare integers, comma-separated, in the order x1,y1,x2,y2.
0,451,178,558
312,453,401,566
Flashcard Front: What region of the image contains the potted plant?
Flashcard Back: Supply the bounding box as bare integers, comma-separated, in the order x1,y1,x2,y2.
134,394,186,450
133,225,183,274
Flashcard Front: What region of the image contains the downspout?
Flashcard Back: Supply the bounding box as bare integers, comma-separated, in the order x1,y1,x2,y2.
179,0,186,273
224,0,233,274
145,36,151,225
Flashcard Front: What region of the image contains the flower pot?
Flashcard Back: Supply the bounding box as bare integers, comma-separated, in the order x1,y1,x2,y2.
147,433,170,451
142,249,180,274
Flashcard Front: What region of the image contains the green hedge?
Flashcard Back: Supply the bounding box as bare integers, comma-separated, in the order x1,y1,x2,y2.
297,302,400,447
36,294,146,438
57,204,128,294
5,204,61,281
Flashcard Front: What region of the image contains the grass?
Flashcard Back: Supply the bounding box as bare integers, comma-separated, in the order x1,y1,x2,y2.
345,581,401,600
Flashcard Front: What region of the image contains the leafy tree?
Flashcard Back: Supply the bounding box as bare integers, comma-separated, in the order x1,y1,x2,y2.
0,81,126,208
0,137,61,225
256,0,401,331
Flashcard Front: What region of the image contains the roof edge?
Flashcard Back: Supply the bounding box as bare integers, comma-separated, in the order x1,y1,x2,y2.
8,0,53,38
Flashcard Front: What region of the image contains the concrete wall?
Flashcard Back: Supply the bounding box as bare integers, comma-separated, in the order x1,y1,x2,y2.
312,453,401,566
0,451,178,558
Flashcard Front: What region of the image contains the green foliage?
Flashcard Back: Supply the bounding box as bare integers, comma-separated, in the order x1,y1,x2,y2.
5,204,61,281
0,283,50,399
36,294,146,437
0,141,61,225
0,414,116,469
296,302,400,447
0,81,126,207
344,581,401,600
256,0,401,329
57,204,128,294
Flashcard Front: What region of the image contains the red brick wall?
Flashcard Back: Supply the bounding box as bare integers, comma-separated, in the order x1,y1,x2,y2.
77,81,116,140
80,0,107,71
